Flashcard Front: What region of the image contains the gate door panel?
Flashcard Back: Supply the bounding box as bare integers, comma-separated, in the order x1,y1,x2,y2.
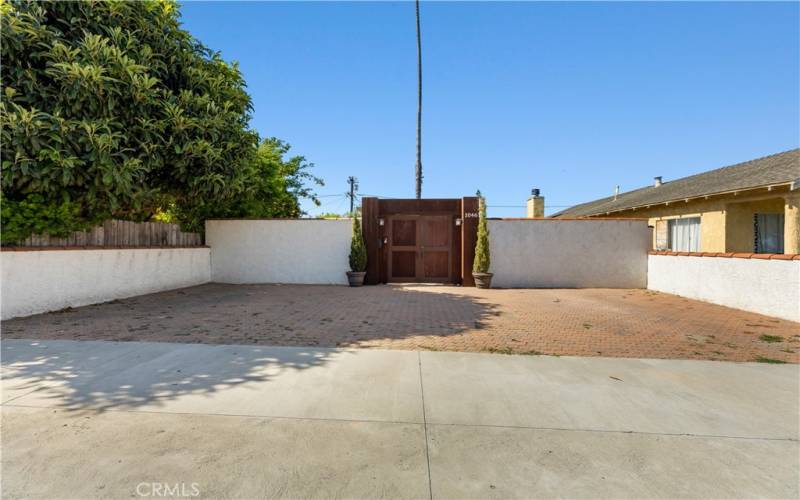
388,217,418,280
387,215,452,282
420,216,451,282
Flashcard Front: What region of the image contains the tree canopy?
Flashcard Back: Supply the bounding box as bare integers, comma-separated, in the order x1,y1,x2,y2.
172,138,323,230
1,0,321,243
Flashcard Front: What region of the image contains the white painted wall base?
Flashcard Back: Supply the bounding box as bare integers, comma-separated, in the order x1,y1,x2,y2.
1,248,210,320
647,254,800,322
8,220,794,325
488,220,651,288
206,219,352,285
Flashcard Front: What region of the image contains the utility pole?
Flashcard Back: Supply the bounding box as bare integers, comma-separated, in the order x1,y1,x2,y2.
346,176,359,215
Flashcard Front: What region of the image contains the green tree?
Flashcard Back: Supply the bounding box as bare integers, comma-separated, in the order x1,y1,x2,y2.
170,138,323,229
472,193,491,274
0,0,318,242
248,138,323,219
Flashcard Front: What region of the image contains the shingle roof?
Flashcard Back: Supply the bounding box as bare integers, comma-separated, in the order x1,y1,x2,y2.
552,149,800,218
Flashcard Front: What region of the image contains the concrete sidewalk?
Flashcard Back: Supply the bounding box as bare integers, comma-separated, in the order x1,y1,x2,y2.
2,339,798,499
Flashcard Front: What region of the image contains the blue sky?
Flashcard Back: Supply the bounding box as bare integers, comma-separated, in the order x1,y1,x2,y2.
180,1,799,217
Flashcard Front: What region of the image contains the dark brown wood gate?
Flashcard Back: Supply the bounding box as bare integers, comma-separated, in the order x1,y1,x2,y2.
387,215,452,282
361,197,479,285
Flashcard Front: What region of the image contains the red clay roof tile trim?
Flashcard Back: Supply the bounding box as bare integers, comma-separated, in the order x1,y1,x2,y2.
492,217,650,221
649,250,799,260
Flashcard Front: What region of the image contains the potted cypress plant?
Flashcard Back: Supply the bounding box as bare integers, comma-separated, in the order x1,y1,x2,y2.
347,217,368,286
472,194,493,288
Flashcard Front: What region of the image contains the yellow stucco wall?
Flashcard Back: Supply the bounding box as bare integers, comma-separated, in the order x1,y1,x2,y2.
724,198,784,252
785,194,800,254
585,188,796,253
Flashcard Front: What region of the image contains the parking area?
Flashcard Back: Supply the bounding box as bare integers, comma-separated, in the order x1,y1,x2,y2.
4,283,798,363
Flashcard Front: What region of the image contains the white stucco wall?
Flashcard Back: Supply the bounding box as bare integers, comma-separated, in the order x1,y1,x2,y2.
647,254,800,322
206,219,352,285
487,219,651,288
1,248,211,320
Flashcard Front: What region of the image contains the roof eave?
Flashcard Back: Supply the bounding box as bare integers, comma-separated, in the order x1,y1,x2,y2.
578,181,794,217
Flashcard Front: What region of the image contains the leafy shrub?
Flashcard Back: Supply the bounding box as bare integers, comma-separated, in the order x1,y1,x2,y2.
164,138,323,232
349,218,367,272
472,194,491,274
0,1,322,242
0,194,97,245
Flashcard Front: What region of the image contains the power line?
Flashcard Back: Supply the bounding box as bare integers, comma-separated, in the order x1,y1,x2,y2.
332,195,347,214
320,196,574,209
358,194,400,199
312,195,348,209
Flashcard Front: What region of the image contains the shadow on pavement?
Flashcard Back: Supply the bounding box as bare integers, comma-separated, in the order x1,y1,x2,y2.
2,283,500,349
1,340,345,411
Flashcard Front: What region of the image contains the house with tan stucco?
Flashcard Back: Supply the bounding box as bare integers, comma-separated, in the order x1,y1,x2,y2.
552,149,800,254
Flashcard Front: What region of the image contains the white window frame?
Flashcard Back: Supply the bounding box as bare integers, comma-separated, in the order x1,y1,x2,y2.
668,217,701,252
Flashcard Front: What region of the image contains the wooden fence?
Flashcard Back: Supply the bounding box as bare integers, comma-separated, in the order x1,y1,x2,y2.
14,220,203,247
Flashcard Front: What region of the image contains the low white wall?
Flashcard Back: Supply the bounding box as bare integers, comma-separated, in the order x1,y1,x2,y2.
488,219,650,288
206,219,352,285
648,254,800,322
1,248,211,320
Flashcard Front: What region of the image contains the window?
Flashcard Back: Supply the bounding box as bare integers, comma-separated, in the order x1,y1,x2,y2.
668,217,701,252
754,214,784,254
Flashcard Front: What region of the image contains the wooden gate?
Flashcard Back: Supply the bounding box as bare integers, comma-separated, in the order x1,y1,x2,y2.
361,197,479,285
387,215,452,282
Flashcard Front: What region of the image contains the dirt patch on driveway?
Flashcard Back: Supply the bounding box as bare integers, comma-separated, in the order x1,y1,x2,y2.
3,284,798,363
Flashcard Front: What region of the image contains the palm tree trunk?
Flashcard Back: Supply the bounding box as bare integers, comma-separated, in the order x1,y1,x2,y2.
415,0,423,199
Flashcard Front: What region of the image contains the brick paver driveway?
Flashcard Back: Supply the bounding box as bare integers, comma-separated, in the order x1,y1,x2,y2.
4,284,799,363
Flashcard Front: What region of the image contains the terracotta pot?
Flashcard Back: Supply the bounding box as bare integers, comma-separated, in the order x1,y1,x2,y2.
346,271,366,287
473,272,493,289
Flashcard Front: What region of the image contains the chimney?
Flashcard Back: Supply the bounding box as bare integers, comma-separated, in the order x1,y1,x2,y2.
614,185,620,200
526,188,545,218
654,176,663,187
